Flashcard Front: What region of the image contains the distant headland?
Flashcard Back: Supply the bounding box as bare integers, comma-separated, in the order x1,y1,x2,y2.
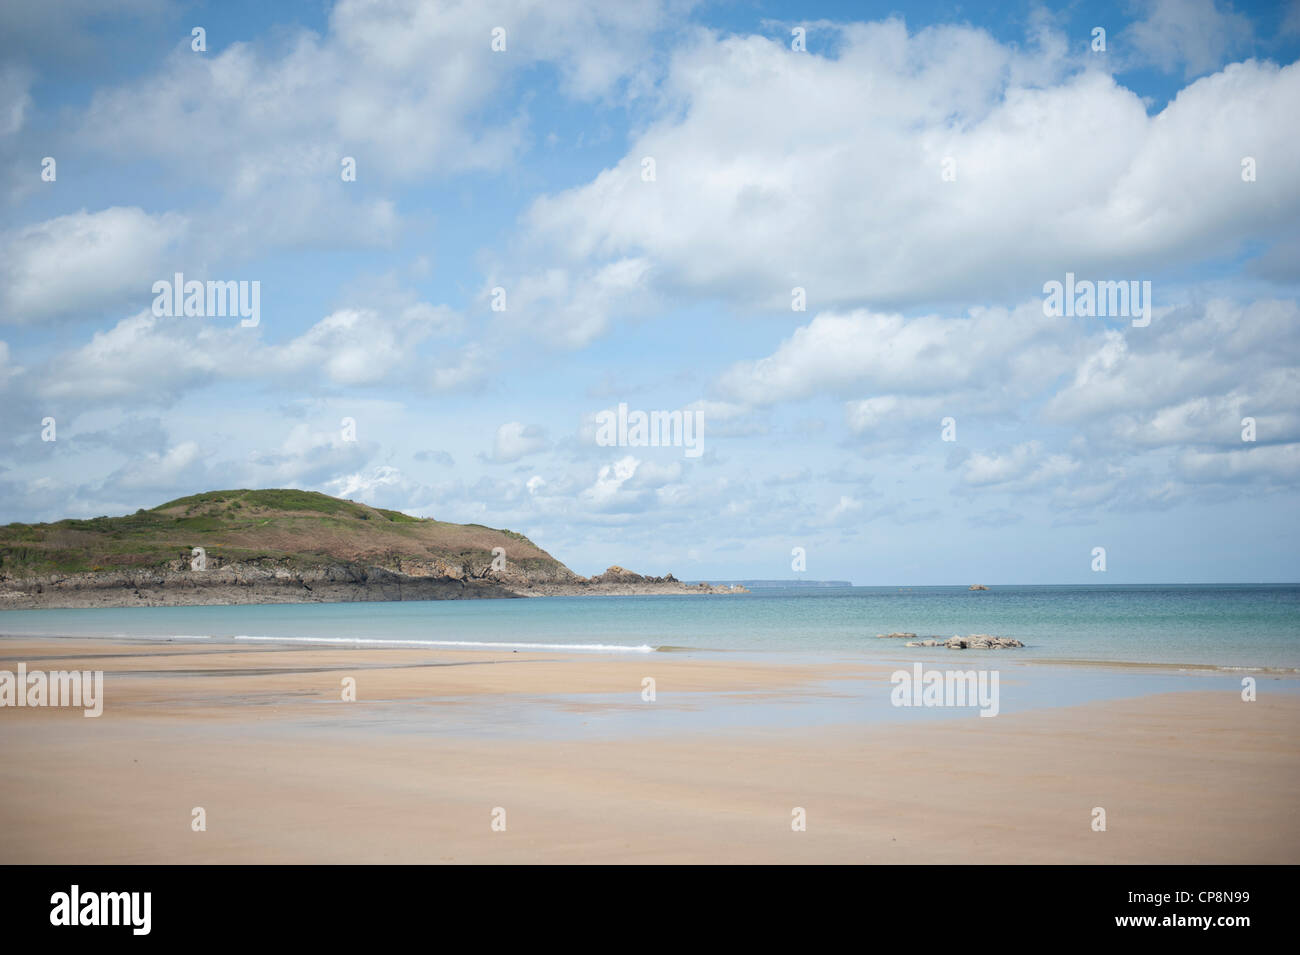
0,489,747,609
684,579,854,589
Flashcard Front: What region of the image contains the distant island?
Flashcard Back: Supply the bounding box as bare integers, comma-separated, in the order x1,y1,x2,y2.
0,489,747,609
684,579,854,588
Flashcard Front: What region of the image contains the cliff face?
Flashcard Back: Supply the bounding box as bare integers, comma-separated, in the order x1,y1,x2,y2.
0,489,745,609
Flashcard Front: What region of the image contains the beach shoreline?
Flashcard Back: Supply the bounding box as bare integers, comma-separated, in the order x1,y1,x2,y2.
2,629,1297,674
1,636,1296,864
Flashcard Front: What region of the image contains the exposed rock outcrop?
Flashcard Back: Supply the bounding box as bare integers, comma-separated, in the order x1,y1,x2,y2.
0,560,751,608
519,566,747,597
903,634,1024,649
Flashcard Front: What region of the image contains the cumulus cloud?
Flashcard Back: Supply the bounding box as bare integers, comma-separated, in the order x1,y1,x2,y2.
248,422,375,487
1125,0,1254,78
580,455,643,511
718,302,1074,418
0,0,680,283
32,301,475,406
845,395,950,432
501,24,1300,335
35,312,231,402
324,464,413,504
1043,299,1300,450
429,344,489,391
714,295,1300,501
0,208,188,323
489,421,550,463
0,196,400,323
961,442,1080,490
1175,442,1300,483
272,305,457,387
103,440,210,493
75,0,675,194
491,258,654,348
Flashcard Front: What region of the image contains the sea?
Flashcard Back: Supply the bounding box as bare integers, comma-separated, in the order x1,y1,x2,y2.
2,583,1297,670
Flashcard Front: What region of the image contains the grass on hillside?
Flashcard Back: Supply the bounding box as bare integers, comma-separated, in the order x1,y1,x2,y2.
0,489,560,578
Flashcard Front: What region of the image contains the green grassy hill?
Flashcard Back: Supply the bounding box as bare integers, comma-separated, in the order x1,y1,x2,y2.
0,488,574,581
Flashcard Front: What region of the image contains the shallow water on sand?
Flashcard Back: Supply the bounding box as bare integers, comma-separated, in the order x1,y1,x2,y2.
2,583,1297,668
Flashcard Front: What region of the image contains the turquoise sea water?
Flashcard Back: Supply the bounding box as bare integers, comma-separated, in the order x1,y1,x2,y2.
2,584,1298,669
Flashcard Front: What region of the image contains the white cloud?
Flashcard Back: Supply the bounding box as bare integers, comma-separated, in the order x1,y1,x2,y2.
1043,299,1300,449
273,306,455,387
429,344,489,391
76,0,675,194
718,303,1072,409
19,1,678,274
961,442,1079,490
490,421,550,463
494,257,653,348
716,296,1300,499
580,455,641,510
1126,0,1254,78
248,422,374,487
105,440,208,492
324,464,410,502
506,25,1300,333
0,208,188,323
1175,442,1300,483
845,395,950,432
36,311,231,402
34,301,475,405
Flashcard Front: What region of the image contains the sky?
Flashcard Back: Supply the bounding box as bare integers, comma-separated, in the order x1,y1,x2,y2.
1,0,1298,585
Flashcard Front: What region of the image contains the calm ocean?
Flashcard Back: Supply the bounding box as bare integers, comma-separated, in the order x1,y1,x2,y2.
2,584,1298,669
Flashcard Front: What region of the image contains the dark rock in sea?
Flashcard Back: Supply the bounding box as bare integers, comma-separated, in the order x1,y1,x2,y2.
944,634,1023,649
903,635,1024,649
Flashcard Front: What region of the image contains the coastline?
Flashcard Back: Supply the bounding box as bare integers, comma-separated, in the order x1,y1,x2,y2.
2,636,1296,863
0,570,748,610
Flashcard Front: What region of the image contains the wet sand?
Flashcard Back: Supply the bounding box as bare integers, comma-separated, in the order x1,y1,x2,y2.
1,637,1297,863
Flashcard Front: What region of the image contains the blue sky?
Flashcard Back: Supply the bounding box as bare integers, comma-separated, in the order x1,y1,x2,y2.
1,0,1298,584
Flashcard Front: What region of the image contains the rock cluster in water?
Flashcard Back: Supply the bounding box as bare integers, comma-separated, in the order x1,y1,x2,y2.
904,634,1024,649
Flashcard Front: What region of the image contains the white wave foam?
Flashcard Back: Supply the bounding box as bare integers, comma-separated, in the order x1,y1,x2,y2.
230,634,654,653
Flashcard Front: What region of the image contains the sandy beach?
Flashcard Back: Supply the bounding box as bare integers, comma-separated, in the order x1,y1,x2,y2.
1,636,1297,864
